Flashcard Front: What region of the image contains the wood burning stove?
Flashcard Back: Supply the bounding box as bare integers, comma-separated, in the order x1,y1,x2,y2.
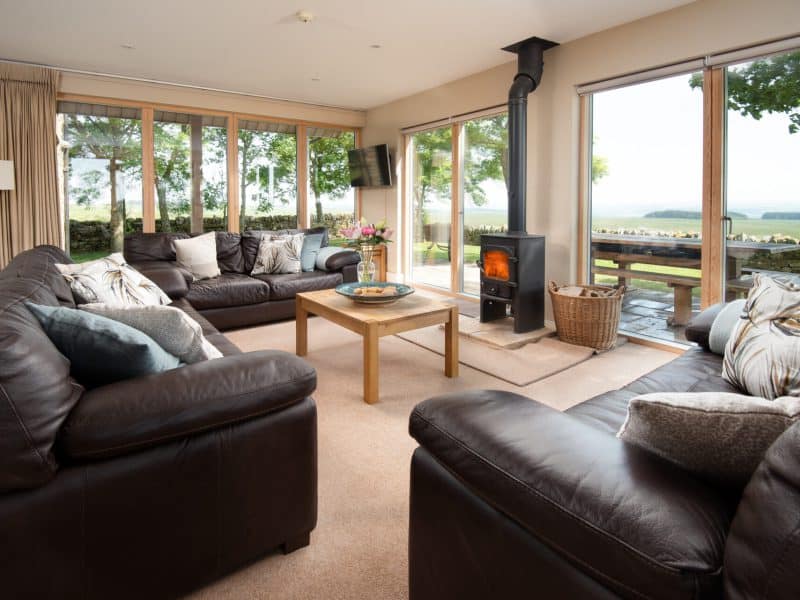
478,35,557,334
479,232,545,333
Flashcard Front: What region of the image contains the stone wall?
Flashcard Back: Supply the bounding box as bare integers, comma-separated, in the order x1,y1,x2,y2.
68,213,355,254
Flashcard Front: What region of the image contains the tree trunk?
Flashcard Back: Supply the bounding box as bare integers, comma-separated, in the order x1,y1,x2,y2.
240,152,248,230
315,196,323,224
190,115,203,233
109,156,124,252
156,181,171,232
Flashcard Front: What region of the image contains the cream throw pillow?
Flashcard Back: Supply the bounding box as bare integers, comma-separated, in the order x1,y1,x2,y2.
57,253,171,306
80,303,223,363
174,232,221,280
251,233,304,275
618,392,800,487
723,274,800,399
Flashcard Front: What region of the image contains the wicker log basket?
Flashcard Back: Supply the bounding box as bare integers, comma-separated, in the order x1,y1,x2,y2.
548,281,625,351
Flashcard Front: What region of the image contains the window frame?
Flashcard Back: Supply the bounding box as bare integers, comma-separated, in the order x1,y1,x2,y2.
57,93,360,238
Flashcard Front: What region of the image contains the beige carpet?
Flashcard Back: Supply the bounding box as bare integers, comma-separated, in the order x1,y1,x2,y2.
187,317,677,600
397,325,594,386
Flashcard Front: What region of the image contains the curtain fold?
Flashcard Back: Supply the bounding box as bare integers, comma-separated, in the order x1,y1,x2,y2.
0,64,61,268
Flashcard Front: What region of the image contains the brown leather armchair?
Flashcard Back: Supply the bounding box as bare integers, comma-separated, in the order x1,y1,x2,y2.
408,306,800,599
0,246,319,599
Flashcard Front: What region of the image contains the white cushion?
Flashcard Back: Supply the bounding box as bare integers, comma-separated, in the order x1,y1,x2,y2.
174,233,221,280
618,392,800,487
251,233,304,275
723,274,800,398
80,303,223,363
57,253,171,306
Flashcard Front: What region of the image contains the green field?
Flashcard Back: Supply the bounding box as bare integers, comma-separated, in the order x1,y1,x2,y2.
592,217,800,240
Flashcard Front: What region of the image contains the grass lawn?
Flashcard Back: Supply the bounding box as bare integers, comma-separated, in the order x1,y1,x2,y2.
70,250,112,263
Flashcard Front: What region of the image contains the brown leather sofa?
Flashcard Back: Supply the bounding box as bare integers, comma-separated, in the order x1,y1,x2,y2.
0,245,319,600
408,304,800,600
125,228,360,331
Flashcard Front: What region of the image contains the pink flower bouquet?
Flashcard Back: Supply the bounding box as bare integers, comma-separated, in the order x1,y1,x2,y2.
339,218,393,247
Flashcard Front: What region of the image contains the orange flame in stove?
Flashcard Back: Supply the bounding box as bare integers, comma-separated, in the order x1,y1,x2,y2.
484,250,510,281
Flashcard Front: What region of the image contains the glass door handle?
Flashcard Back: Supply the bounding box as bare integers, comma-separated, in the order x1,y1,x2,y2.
722,216,733,236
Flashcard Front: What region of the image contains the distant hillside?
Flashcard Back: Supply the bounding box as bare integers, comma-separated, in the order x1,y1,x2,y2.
643,210,748,219
763,212,800,220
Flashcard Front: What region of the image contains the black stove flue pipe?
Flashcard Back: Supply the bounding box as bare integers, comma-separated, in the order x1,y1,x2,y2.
502,36,558,233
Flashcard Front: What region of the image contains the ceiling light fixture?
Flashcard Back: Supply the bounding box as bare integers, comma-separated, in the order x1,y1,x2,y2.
296,10,314,24
369,44,381,49
120,43,136,50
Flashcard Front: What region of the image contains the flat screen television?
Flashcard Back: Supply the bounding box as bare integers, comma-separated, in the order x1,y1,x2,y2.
348,144,393,187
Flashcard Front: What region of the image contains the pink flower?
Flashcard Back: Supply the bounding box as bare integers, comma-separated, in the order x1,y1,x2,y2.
382,228,393,240
361,226,376,236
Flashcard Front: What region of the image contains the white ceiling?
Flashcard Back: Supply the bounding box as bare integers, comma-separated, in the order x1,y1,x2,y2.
0,0,695,110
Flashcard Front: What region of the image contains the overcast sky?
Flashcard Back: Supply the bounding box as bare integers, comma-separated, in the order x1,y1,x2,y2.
591,70,800,218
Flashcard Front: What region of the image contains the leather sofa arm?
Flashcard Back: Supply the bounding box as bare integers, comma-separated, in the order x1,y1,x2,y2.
60,350,316,460
723,421,800,599
325,250,360,272
410,390,735,595
131,262,191,300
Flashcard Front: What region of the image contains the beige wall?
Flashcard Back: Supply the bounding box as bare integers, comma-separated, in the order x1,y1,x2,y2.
60,72,366,127
362,0,800,291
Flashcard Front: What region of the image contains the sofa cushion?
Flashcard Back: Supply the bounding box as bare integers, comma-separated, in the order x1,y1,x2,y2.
252,233,304,275
0,244,76,307
242,227,328,273
174,233,221,281
618,392,800,487
723,274,800,399
124,232,190,263
0,276,83,492
26,303,181,387
214,231,245,273
57,253,172,306
185,273,270,310
253,271,343,300
567,348,738,434
410,390,736,599
80,303,223,364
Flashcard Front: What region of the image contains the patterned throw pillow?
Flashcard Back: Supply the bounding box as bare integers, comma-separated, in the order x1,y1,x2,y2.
57,253,171,306
723,274,800,399
251,234,304,275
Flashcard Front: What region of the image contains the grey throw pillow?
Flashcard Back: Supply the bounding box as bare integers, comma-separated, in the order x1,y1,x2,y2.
26,302,181,388
708,299,746,355
80,304,223,364
618,392,800,487
174,232,221,281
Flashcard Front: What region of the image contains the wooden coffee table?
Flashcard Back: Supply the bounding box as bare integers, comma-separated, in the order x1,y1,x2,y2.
295,289,459,404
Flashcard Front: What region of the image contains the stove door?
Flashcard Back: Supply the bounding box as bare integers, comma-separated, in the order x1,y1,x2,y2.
478,245,518,283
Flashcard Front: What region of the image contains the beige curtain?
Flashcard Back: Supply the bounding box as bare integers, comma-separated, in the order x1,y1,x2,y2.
0,64,61,268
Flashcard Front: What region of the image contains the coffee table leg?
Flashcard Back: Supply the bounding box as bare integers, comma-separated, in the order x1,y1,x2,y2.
364,321,379,404
296,299,308,357
444,306,459,378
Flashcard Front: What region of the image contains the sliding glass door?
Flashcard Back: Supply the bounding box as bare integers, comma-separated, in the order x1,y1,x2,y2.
722,50,800,298
461,114,509,295
589,72,704,343
409,125,453,289
407,112,508,294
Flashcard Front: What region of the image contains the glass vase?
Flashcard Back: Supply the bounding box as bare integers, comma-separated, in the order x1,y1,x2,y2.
357,243,377,283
